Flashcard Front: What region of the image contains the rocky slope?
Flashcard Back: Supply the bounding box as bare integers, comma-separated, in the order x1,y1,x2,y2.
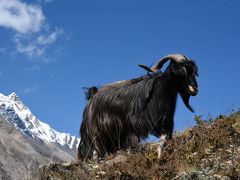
0,115,49,179
0,92,80,179
0,92,80,150
40,112,240,179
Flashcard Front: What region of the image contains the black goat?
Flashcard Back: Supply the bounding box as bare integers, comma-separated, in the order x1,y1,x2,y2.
78,54,199,160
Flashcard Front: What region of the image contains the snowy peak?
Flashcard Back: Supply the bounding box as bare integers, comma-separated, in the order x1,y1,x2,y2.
9,92,19,101
0,92,80,150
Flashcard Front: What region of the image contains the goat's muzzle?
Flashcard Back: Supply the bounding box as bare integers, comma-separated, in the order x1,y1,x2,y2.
188,85,198,96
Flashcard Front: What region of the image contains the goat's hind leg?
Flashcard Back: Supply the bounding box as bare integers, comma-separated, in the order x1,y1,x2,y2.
122,133,139,153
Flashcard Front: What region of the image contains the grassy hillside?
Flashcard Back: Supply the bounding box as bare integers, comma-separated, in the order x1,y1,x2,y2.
40,112,240,179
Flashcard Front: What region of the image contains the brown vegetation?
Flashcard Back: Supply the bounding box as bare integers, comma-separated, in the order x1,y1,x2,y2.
40,112,240,179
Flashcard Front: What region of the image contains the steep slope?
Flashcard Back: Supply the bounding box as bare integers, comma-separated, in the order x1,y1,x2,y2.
0,92,80,179
40,112,240,179
0,92,80,150
0,115,49,179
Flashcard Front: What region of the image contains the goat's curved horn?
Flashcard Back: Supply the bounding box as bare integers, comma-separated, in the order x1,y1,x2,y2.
151,54,189,72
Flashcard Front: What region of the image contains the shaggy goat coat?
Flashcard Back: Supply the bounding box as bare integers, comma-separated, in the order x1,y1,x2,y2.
78,61,198,160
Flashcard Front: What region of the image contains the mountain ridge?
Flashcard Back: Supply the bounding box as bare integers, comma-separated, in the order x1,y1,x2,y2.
0,92,80,179
0,92,80,150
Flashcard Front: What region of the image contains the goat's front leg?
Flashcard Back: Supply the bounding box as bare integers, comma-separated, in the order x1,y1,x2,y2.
157,114,173,158
157,134,167,159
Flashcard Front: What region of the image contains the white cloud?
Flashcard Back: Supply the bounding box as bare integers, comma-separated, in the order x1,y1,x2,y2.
14,28,63,58
37,29,63,45
0,0,64,60
0,0,45,34
18,84,40,95
23,64,41,72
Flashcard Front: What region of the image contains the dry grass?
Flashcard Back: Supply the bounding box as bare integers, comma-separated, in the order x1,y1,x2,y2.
40,112,240,179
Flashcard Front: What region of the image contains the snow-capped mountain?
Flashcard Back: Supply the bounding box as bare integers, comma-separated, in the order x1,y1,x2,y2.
0,92,80,150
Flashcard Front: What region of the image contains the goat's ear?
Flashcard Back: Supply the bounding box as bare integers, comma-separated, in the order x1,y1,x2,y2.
171,64,186,75
138,64,154,72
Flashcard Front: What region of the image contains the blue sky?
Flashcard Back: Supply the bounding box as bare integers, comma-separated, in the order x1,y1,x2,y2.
0,0,240,138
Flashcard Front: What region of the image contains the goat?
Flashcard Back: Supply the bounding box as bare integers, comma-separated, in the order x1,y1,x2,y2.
78,54,199,161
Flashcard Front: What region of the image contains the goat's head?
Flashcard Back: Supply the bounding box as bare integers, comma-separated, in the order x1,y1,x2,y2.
139,54,198,112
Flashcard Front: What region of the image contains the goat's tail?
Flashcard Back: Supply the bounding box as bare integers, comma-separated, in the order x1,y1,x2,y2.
83,86,98,100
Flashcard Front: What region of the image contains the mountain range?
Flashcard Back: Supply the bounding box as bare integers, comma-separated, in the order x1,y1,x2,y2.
0,92,80,179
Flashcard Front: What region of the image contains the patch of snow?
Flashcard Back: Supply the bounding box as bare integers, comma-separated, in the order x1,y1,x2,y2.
0,92,80,150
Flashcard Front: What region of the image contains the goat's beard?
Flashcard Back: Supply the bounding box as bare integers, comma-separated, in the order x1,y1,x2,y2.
180,91,194,112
